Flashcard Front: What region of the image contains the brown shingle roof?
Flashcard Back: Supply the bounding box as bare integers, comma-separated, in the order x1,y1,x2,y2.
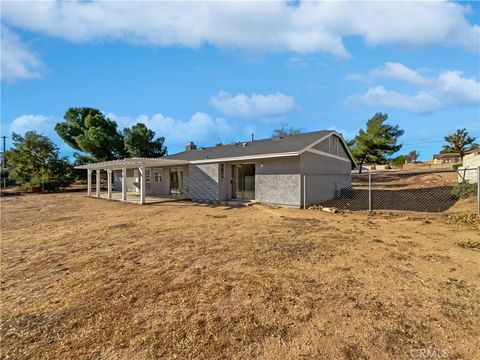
433,153,461,159
166,130,333,161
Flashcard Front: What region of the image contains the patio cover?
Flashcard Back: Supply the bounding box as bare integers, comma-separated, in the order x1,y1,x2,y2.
75,158,191,204
75,157,190,170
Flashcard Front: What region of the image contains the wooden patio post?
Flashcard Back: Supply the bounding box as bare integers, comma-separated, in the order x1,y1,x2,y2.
87,169,92,196
139,164,146,205
107,169,112,199
121,167,127,201
96,169,101,198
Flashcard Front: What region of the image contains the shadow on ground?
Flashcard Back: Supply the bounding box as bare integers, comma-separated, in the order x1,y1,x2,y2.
320,186,458,212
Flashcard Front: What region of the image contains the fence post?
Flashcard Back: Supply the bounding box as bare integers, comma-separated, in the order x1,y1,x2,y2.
368,173,372,213
303,174,306,209
477,167,480,215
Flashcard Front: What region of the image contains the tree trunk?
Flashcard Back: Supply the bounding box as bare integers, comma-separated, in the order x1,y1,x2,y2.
358,155,368,174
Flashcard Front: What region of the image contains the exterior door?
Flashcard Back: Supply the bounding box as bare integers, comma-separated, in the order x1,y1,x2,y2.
170,170,179,194
231,164,255,200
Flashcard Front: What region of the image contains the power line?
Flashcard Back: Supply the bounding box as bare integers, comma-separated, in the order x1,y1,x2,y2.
401,133,480,147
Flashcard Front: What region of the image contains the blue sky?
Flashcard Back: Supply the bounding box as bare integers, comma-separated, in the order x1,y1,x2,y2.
1,1,479,160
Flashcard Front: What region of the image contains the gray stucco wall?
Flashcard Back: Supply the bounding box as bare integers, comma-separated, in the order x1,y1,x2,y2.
312,135,349,159
113,169,138,192
187,145,351,207
214,157,301,206
145,167,169,196
189,157,301,206
145,165,189,196
112,166,189,196
254,157,301,207
255,173,301,206
300,150,352,205
218,163,232,200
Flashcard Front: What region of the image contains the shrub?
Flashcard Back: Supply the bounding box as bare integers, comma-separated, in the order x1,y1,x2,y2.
452,182,477,199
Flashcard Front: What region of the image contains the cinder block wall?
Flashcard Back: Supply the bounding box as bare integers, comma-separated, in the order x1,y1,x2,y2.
188,163,220,201
459,153,480,183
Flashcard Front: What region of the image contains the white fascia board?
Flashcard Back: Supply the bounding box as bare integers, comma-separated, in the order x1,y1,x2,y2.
306,148,352,163
297,132,333,154
190,152,299,164
75,158,189,170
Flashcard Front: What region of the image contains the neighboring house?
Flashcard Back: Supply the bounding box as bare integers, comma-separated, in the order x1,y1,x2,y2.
458,149,480,183
361,164,391,171
76,130,356,207
432,153,462,164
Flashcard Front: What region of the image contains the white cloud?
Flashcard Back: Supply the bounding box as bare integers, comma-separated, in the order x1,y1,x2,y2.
349,63,480,113
1,1,478,58
107,112,241,150
10,114,53,134
436,70,480,105
355,86,443,114
1,26,43,82
370,62,428,85
6,112,244,155
7,114,77,155
209,91,296,120
326,126,356,141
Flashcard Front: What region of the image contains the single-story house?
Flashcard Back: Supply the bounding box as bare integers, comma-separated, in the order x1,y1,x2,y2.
457,149,480,183
432,153,462,164
75,130,356,207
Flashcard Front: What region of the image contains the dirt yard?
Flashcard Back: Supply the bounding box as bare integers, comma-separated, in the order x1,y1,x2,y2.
1,193,479,359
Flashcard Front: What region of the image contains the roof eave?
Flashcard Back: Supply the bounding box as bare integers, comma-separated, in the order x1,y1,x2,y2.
74,158,190,170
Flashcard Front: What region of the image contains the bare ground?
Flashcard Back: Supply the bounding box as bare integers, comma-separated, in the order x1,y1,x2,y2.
1,193,479,359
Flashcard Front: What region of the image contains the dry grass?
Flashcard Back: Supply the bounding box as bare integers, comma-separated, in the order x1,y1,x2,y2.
1,193,479,359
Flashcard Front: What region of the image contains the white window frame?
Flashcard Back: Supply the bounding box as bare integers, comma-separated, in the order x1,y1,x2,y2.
154,168,163,183
145,169,151,183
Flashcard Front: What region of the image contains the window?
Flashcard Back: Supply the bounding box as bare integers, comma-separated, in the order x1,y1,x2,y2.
154,168,163,182
220,164,225,179
145,169,151,182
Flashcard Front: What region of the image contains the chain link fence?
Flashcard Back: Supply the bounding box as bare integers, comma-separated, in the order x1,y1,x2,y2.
304,168,479,215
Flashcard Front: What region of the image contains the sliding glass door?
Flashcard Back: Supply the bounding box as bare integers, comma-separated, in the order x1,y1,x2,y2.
231,164,255,200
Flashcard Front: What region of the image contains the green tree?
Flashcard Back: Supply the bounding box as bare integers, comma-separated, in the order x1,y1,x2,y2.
123,123,167,157
349,113,404,172
440,128,478,157
6,132,75,191
55,107,125,162
272,125,302,138
390,155,407,166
